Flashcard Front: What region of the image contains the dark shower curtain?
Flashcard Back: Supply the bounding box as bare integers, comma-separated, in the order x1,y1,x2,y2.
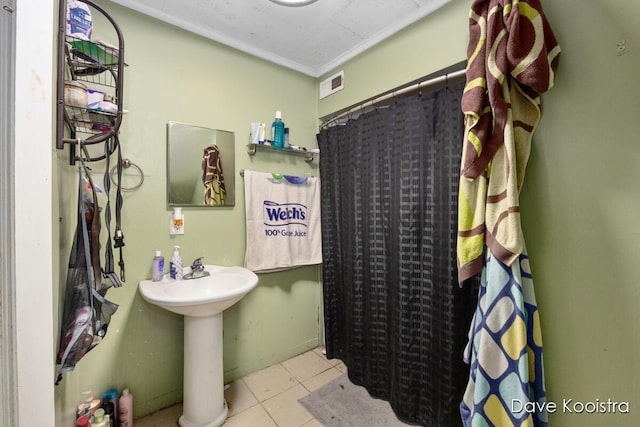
318,80,479,426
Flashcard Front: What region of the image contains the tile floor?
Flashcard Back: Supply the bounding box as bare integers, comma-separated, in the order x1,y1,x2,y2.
134,347,346,427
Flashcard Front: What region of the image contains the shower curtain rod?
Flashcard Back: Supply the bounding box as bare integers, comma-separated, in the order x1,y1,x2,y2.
320,67,466,129
239,169,316,177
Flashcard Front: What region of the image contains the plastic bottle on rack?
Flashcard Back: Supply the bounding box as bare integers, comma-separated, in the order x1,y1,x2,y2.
283,127,290,148
271,111,285,148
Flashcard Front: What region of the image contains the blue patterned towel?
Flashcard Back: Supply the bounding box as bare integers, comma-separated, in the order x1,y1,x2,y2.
461,242,547,426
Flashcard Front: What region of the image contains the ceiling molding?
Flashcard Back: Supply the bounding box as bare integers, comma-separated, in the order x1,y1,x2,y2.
314,0,452,77
110,0,452,78
111,0,320,75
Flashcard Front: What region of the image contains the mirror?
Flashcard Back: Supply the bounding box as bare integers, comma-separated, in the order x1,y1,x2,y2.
167,121,235,207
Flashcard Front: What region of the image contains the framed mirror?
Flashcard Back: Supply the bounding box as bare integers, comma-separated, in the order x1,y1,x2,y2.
167,121,235,207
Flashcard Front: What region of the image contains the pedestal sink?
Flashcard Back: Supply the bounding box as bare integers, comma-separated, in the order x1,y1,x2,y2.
139,265,258,427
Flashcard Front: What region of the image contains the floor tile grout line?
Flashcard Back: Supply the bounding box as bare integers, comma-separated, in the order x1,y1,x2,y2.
280,352,340,385
259,399,281,426
261,363,294,427
236,361,311,427
236,377,262,413
245,358,327,427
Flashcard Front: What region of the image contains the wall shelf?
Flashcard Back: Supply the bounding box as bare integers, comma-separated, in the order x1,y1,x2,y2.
56,0,126,164
246,143,319,162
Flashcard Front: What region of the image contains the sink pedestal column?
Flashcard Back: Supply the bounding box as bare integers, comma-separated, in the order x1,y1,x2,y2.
179,313,228,427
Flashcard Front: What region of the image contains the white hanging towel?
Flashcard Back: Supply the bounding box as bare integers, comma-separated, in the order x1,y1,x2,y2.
243,170,322,273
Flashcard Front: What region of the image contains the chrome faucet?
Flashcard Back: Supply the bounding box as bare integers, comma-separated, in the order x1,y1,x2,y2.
184,257,210,280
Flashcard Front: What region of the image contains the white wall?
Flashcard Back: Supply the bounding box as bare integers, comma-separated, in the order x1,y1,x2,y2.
14,0,55,425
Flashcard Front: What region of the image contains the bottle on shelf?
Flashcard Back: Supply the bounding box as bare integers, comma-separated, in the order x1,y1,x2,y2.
283,127,290,148
271,111,285,148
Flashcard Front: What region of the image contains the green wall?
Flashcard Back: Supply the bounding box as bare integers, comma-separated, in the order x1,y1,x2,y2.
522,1,640,425
319,0,640,426
55,0,640,425
54,0,322,423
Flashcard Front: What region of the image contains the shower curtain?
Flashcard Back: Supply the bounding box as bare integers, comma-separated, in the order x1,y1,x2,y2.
318,80,479,426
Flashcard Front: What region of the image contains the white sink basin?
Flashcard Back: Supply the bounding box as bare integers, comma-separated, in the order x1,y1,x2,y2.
139,264,259,427
139,265,258,317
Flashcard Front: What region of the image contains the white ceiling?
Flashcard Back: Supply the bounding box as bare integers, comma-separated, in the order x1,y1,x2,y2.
110,0,452,77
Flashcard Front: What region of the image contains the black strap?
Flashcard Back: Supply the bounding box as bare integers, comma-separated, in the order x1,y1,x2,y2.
113,135,126,282
77,152,103,292
101,137,122,287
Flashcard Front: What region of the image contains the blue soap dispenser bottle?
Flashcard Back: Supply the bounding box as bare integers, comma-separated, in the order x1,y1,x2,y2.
271,111,285,148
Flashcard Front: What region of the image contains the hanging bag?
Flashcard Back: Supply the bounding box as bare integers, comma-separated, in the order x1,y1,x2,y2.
55,158,119,385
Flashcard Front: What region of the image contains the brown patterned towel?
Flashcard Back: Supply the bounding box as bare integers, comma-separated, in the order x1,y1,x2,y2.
457,0,560,284
202,144,226,205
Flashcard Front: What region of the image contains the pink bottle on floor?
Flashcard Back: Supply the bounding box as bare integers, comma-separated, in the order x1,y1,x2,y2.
118,389,133,427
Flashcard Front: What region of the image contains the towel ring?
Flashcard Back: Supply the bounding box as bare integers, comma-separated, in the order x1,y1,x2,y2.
109,158,144,191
